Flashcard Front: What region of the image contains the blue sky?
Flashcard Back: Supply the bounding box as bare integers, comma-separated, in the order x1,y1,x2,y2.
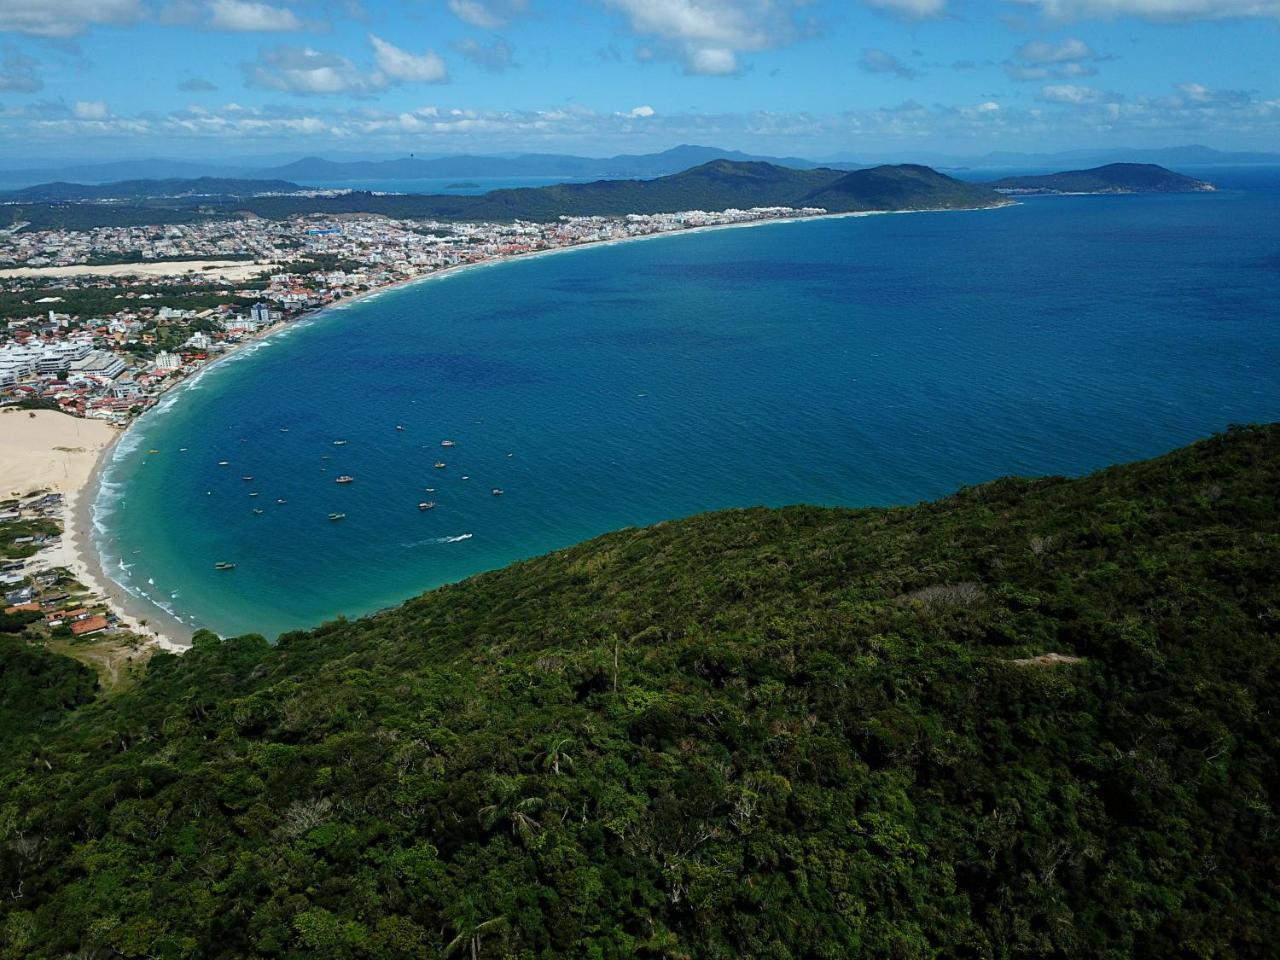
0,0,1277,160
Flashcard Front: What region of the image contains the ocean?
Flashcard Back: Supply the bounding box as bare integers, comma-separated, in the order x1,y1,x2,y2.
94,167,1280,639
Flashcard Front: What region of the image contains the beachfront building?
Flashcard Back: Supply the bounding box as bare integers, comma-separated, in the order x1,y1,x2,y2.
70,351,127,380
155,351,182,371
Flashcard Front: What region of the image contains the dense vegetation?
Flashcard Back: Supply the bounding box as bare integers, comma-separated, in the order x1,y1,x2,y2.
3,161,1004,231
1,425,1277,958
1,178,304,204
0,636,97,737
989,163,1215,194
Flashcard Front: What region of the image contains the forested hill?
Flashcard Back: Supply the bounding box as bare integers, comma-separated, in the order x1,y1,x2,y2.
2,161,1005,230
2,177,304,203
2,425,1278,957
989,162,1216,194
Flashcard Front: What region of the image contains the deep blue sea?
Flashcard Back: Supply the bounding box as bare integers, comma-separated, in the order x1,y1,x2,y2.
94,167,1280,639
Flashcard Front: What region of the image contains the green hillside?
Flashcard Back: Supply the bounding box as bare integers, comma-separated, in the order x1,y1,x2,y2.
1,425,1277,958
989,163,1216,195
3,161,1005,230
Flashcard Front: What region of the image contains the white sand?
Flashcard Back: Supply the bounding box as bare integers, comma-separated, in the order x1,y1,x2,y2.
0,409,185,652
0,260,278,282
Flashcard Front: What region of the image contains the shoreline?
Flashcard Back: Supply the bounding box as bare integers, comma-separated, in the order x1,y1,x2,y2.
79,200,1015,646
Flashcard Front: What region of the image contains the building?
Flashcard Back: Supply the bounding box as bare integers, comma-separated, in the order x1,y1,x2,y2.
69,351,127,380
155,351,182,371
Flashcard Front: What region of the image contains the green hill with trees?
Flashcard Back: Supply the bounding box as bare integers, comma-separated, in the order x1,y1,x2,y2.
989,163,1216,195
1,425,1277,958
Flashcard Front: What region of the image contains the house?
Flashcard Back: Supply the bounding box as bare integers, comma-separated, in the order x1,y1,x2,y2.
70,614,109,637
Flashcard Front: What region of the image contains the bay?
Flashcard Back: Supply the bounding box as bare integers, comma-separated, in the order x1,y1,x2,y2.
94,167,1280,639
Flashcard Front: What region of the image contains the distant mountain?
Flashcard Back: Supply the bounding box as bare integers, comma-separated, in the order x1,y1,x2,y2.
3,177,304,203
0,161,1007,230
988,163,1216,195
235,160,1006,222
824,144,1280,171
253,145,830,182
0,158,242,187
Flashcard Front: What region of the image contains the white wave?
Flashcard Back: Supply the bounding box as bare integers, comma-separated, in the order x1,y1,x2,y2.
399,532,474,548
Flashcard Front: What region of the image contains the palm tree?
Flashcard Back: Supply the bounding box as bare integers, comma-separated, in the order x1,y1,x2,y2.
536,736,574,776
442,911,508,959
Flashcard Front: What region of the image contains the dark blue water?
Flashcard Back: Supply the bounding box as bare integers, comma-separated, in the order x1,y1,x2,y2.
95,170,1280,638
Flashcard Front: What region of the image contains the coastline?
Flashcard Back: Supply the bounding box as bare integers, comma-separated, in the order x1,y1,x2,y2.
80,199,1015,644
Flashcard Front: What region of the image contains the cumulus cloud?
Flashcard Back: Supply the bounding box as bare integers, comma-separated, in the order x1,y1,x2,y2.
0,0,143,37
0,48,42,93
601,0,803,76
446,0,527,28
207,0,303,31
245,45,388,96
861,0,948,19
1006,36,1104,80
370,34,449,83
627,104,656,117
177,76,218,90
1008,0,1280,20
454,36,516,72
858,48,919,79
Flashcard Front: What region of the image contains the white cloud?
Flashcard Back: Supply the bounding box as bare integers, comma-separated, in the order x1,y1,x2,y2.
370,34,449,83
447,0,527,28
1038,82,1110,102
0,0,143,37
1017,37,1096,62
245,45,388,96
1009,0,1280,20
628,104,656,117
602,0,804,76
74,100,109,119
861,0,948,18
207,0,302,31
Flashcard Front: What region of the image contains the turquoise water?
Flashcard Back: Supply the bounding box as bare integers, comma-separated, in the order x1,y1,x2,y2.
95,169,1280,639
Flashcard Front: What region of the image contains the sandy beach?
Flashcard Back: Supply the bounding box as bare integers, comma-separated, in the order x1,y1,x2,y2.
0,260,278,282
0,408,187,651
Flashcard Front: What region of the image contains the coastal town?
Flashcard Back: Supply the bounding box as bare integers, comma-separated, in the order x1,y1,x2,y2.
0,203,826,425
0,202,827,670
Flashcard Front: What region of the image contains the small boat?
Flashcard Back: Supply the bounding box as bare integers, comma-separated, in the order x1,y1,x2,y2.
214,561,236,570
218,460,229,466
333,440,348,446
147,449,160,455
336,475,354,484
280,427,289,433
418,501,435,511
329,512,345,521
242,476,253,481
276,499,287,505
253,508,264,515
491,488,504,496
440,440,456,447
249,492,259,497
396,425,405,432
434,462,446,469
461,475,470,480
425,487,436,492
179,447,188,452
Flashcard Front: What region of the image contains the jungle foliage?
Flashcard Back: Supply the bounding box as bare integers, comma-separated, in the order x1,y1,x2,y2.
0,425,1277,959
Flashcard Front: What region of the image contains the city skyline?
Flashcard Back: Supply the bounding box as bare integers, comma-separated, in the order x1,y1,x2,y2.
0,0,1277,160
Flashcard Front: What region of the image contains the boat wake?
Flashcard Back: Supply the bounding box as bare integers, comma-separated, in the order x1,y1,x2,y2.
400,533,474,548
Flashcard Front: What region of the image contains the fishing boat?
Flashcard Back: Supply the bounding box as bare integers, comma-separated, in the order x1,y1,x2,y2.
329,512,345,521
276,499,287,504
252,508,264,515
336,475,354,484
214,561,236,570
440,440,456,447
434,462,446,469
396,425,405,431
333,440,348,446
492,488,504,496
218,460,229,466
242,476,253,481
249,492,259,497
418,501,436,511
425,487,436,493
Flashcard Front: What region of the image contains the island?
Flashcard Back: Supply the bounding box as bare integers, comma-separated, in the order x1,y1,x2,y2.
989,162,1216,195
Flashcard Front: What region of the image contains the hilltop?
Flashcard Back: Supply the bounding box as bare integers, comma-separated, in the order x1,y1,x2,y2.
1,424,1277,957
989,162,1216,195
1,160,1006,231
